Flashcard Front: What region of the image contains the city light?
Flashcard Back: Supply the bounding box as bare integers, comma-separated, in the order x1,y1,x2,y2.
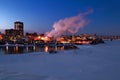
0,35,2,40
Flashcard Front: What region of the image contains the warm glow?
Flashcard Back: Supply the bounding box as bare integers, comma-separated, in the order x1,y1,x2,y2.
34,36,50,42
61,41,70,44
33,46,36,51
44,36,49,41
0,35,2,40
44,46,49,52
15,45,18,53
41,37,45,40
6,46,8,53
61,46,64,50
38,36,41,39
76,41,92,44
26,46,28,52
45,36,48,39
34,37,38,40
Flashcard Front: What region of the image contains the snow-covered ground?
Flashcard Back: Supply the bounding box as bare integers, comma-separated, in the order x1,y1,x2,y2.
0,40,120,80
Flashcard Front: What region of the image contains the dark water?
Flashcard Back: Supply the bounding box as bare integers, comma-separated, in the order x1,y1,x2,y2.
0,45,76,54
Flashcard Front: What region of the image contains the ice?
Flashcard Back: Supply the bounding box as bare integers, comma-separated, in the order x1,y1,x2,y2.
0,40,120,80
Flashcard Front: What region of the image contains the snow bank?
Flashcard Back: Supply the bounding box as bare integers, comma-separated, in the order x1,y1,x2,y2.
0,40,120,80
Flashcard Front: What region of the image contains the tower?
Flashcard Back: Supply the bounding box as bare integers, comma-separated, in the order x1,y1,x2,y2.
14,21,24,37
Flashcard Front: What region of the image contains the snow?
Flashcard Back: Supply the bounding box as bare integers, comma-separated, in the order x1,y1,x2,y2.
0,40,120,80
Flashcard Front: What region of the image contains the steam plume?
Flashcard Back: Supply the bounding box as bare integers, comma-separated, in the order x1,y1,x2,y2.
46,9,93,37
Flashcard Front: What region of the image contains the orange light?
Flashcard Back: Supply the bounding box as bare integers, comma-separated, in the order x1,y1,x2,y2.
44,36,49,41
34,37,38,40
45,36,48,39
0,35,2,40
15,45,18,53
44,46,49,52
41,37,45,40
38,36,41,39
76,41,92,44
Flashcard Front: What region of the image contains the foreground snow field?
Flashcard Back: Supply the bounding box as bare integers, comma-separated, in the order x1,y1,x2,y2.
0,40,120,80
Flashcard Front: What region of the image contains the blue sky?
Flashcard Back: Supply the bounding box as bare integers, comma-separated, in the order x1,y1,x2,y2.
0,0,120,34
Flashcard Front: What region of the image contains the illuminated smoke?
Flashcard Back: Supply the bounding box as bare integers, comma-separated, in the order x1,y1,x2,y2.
46,9,93,37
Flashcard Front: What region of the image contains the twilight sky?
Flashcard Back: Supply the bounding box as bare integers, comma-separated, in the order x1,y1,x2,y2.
0,0,120,35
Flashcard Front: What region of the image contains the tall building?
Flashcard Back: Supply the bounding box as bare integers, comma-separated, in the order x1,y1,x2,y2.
14,21,24,36
4,21,24,41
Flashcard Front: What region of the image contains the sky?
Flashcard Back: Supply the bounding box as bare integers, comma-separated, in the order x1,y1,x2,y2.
0,0,120,35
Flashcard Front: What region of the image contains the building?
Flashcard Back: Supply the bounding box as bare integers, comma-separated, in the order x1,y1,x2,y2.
25,32,38,43
5,29,21,41
14,21,24,37
4,21,24,41
26,32,38,37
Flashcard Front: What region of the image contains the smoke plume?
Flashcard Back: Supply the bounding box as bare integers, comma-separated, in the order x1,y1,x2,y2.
46,9,93,37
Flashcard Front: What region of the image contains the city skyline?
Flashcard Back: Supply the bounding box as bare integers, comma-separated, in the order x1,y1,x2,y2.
0,0,120,35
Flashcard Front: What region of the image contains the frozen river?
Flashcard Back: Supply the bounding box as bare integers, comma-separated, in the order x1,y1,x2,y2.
0,45,75,54
0,40,120,80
